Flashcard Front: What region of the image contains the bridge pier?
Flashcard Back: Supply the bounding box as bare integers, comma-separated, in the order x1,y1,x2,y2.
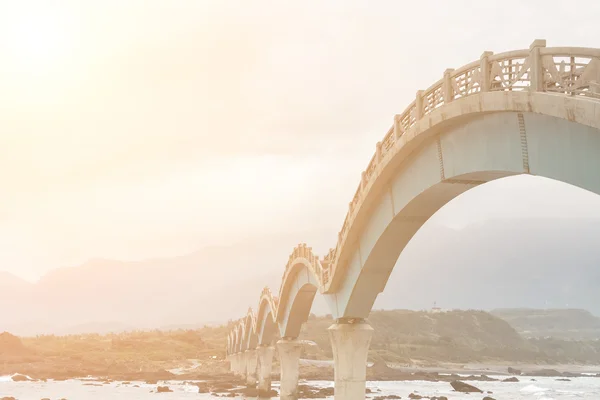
257,345,275,395
328,320,374,400
245,349,258,387
230,353,238,374
276,338,303,400
229,353,235,373
234,352,244,376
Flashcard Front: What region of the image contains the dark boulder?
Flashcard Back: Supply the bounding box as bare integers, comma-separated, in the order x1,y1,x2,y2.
450,380,483,393
464,374,497,382
0,332,29,356
370,359,394,374
296,384,334,398
196,382,209,393
257,388,278,397
11,374,31,382
530,369,561,377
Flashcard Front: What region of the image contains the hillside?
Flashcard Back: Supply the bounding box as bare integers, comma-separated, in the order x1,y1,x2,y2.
299,310,552,365
491,308,600,340
2,309,600,380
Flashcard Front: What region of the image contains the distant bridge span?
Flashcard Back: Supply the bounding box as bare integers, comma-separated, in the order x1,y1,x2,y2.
225,40,600,400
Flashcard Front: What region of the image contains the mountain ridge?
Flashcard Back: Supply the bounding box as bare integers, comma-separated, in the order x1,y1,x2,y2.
0,216,597,335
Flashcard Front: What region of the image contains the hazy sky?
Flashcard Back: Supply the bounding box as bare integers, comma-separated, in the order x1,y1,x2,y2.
1,0,600,281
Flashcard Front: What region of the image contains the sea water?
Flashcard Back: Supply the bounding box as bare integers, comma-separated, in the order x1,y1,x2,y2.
0,376,598,400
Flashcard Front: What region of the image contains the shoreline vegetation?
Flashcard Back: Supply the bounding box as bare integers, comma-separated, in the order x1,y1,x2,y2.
1,309,599,383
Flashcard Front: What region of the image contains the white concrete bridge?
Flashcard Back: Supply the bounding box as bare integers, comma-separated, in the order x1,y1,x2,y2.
225,40,600,400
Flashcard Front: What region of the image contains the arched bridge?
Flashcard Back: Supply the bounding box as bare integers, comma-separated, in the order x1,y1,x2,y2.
225,40,600,400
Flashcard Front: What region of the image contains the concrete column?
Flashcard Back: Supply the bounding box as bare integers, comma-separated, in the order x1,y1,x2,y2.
415,90,424,119
257,345,275,395
276,338,303,400
328,320,374,400
393,114,403,139
375,141,382,163
529,39,547,92
245,349,258,387
231,353,239,375
234,353,244,376
443,68,454,102
479,51,493,92
360,171,367,192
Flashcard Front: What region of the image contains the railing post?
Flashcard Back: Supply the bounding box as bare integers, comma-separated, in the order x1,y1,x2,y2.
393,115,403,139
375,141,382,163
360,172,366,192
443,68,454,102
529,39,546,92
480,51,493,92
415,90,424,120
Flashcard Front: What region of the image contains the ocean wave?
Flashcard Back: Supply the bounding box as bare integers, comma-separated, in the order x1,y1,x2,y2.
0,373,33,383
520,384,549,393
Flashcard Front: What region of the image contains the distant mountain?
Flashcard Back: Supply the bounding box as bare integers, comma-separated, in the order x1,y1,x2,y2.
0,216,598,336
491,308,600,340
0,271,31,290
0,231,334,336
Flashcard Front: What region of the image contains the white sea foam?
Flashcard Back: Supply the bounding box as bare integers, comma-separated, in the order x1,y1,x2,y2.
521,383,549,393
0,376,598,399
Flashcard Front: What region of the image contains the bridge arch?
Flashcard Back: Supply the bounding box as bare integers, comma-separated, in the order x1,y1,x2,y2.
276,244,329,338
234,321,245,353
327,92,600,319
255,288,278,346
242,309,258,351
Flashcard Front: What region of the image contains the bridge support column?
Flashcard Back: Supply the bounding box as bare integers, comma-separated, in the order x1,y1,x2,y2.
257,345,275,395
245,349,258,387
276,338,302,400
234,353,244,376
231,353,238,374
328,320,374,400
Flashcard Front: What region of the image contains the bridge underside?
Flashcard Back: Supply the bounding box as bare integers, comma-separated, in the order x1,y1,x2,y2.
328,111,600,319
277,263,320,338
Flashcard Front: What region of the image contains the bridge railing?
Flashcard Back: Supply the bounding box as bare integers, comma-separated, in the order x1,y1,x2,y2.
278,243,330,296
321,40,600,290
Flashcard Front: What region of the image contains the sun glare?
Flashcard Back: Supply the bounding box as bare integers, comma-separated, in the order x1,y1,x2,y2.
3,9,75,76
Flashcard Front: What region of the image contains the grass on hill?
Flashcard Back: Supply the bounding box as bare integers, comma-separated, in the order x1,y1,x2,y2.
1,309,599,378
